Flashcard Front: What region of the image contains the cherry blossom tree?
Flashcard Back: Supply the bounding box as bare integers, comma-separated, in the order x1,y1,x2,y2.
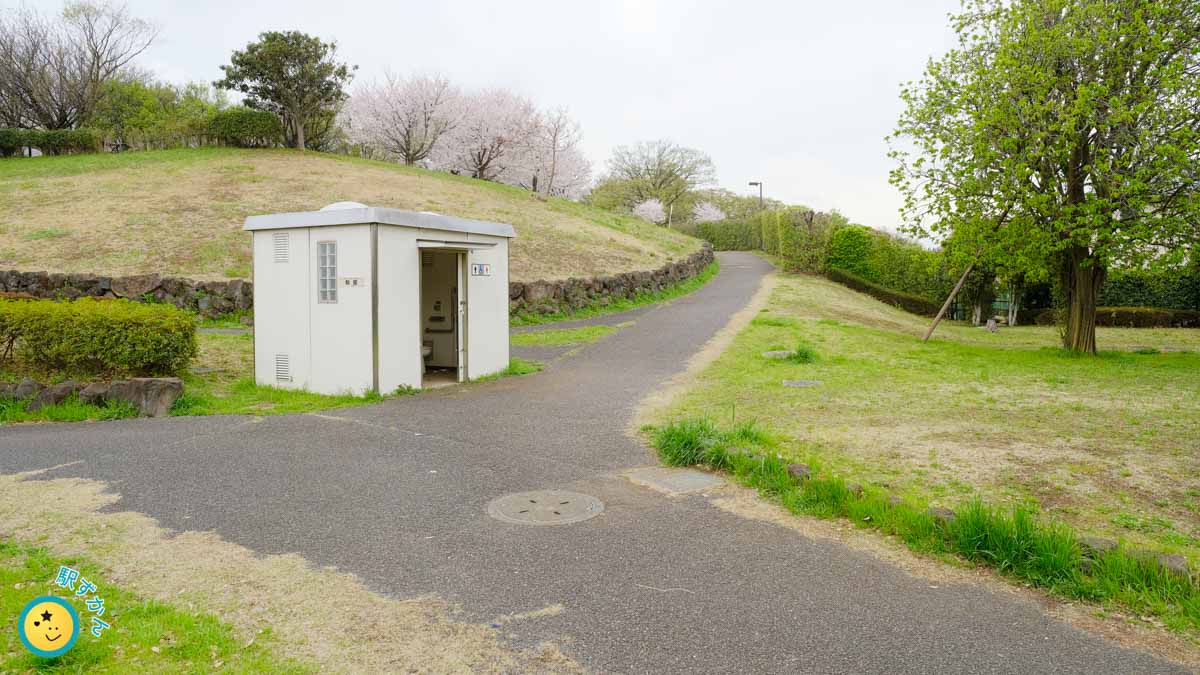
692,201,725,223
431,88,537,182
509,106,591,198
346,72,458,165
633,198,666,224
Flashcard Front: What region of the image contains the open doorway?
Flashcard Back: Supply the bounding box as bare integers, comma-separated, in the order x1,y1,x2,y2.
420,249,466,387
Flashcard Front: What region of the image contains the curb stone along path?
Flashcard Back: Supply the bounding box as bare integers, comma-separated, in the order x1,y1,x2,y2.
0,244,714,318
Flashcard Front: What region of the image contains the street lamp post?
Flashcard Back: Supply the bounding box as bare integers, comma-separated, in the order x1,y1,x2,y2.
748,181,763,209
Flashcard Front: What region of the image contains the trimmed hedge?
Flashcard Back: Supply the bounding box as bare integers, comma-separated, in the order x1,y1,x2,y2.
695,219,762,250
0,128,101,156
826,268,941,317
1101,268,1200,311
208,107,283,148
0,298,197,377
1035,306,1200,329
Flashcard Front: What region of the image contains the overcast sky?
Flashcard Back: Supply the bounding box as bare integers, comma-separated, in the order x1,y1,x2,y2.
24,0,962,231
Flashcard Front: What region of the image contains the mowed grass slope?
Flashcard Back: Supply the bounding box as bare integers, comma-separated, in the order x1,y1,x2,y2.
659,273,1200,566
0,147,699,282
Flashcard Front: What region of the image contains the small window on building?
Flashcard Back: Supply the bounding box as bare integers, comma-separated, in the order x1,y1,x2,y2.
318,241,337,303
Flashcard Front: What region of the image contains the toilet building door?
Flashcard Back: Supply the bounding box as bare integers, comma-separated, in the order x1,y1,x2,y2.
456,251,467,383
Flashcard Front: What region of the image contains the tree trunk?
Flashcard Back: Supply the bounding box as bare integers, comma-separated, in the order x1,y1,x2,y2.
295,119,306,150
1059,245,1104,353
1007,289,1022,327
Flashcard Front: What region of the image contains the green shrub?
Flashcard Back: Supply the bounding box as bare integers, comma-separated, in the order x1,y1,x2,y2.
208,107,283,148
0,128,29,157
0,298,197,377
826,225,875,279
826,267,941,316
1034,306,1200,328
0,128,100,156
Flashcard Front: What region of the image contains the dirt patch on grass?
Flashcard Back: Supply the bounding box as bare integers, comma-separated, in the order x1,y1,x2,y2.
711,485,1200,669
0,468,580,674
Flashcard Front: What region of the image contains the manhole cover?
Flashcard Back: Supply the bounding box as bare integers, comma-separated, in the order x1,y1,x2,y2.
782,379,823,387
487,490,604,526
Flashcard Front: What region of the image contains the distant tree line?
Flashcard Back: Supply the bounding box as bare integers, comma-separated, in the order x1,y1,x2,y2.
0,2,746,225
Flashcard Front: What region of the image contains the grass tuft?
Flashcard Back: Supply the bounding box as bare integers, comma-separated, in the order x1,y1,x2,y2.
788,342,819,363
473,358,543,382
0,394,140,425
647,416,1200,633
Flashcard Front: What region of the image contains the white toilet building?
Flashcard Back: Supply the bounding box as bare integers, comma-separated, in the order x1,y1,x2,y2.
244,202,515,395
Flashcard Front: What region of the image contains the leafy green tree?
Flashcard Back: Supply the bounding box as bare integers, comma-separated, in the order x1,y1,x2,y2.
90,78,224,149
890,0,1200,353
215,31,354,150
606,140,716,226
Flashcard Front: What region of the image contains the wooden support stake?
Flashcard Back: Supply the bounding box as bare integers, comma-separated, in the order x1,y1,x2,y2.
923,262,974,342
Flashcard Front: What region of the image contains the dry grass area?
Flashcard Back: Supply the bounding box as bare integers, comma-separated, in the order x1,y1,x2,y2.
0,148,698,282
0,466,580,673
658,273,1200,567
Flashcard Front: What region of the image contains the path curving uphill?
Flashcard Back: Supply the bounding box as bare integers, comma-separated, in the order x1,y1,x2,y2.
0,252,1183,673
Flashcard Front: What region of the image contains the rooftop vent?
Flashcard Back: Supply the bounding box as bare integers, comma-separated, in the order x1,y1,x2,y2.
319,201,368,211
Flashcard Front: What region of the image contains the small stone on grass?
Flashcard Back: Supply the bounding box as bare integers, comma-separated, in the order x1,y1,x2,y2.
762,350,794,360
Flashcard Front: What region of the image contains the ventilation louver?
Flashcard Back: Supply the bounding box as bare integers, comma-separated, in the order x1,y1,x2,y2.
422,251,434,267
274,353,291,382
273,232,289,263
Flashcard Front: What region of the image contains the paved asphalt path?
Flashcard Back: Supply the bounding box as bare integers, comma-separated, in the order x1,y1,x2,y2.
0,253,1183,674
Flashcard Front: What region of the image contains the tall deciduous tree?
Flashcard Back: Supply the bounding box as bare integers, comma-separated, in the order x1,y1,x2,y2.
215,31,354,150
0,1,156,129
432,88,537,181
607,140,716,227
891,0,1200,353
348,72,457,165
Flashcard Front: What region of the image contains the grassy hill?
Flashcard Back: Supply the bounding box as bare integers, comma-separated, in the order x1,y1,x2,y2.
0,147,699,282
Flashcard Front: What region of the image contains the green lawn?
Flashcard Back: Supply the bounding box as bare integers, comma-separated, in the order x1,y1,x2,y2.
512,324,617,346
0,540,308,673
657,274,1200,568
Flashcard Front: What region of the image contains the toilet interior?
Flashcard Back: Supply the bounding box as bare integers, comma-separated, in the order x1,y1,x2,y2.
420,249,459,386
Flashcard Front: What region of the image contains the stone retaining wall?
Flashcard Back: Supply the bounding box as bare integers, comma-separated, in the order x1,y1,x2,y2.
508,244,715,315
0,243,715,318
0,270,252,317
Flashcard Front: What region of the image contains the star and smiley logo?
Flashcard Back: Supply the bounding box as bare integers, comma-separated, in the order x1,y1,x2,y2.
18,595,80,658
